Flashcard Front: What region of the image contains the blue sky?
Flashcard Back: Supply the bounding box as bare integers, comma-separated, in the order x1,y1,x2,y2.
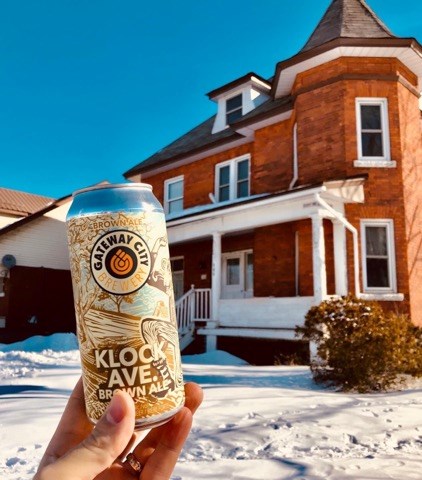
1,0,421,199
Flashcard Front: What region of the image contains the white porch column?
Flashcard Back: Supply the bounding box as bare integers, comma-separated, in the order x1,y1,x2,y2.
333,220,348,296
311,214,327,303
207,231,222,351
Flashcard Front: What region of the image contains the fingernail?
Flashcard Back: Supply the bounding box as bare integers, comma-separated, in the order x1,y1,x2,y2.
106,391,126,425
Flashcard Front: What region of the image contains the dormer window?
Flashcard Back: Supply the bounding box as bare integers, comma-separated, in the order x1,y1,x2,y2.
226,94,243,124
208,74,271,134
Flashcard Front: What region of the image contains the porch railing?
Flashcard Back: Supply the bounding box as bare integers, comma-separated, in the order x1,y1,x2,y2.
175,285,211,349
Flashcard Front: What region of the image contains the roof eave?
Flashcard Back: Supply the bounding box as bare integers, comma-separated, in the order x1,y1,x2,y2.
271,37,422,98
123,131,245,178
207,72,272,100
230,97,294,130
0,194,71,237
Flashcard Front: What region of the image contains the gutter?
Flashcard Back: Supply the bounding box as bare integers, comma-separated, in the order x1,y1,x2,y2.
316,193,360,297
289,123,298,190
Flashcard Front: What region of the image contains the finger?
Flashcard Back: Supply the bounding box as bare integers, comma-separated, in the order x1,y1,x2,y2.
41,390,135,480
184,382,204,414
38,377,93,470
133,382,203,461
140,407,192,480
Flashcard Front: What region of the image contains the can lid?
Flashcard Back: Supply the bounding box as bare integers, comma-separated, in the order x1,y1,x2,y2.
72,182,153,197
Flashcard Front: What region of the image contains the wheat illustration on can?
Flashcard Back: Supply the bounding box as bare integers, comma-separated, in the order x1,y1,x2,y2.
66,183,185,430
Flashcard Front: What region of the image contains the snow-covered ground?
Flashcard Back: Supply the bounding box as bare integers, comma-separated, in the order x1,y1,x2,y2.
1,334,421,479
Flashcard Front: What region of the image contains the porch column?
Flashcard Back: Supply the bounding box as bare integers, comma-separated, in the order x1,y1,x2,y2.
311,214,327,303
333,220,348,296
207,231,222,351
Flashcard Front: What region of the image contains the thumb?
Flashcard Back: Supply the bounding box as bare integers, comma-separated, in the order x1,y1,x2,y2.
43,390,135,480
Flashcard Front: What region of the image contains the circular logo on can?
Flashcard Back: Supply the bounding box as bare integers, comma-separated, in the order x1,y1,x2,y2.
90,229,152,295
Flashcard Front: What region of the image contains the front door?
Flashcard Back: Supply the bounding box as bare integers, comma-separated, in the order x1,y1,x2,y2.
221,250,253,299
171,257,184,300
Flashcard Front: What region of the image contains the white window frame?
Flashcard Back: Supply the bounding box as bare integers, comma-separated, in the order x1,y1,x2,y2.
164,175,184,214
354,98,395,168
360,219,397,294
215,154,250,203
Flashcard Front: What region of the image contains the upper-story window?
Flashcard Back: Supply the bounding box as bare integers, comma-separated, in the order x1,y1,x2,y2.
164,175,184,214
226,94,243,124
215,155,250,202
355,98,394,168
361,219,396,293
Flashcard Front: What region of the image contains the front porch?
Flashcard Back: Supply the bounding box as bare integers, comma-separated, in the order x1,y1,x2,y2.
171,178,365,352
176,287,316,350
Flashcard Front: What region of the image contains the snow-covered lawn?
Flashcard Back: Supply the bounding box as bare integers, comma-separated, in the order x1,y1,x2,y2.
1,334,421,479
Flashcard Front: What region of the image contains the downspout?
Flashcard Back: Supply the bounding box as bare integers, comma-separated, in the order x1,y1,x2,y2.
315,193,360,297
289,123,298,190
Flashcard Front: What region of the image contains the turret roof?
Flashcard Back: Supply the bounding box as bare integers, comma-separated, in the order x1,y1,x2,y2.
301,0,396,52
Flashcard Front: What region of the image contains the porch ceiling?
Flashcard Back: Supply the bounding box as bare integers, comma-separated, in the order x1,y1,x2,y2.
167,177,365,244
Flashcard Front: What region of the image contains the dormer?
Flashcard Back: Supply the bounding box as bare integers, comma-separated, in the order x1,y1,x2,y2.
207,73,271,134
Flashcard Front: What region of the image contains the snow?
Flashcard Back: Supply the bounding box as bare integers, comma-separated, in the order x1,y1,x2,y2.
1,334,421,479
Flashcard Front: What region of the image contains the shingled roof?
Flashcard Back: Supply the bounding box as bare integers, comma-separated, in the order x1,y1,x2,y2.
301,0,396,52
124,0,414,178
0,187,53,216
124,115,244,177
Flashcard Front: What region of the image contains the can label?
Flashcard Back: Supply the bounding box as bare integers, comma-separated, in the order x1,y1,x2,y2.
67,211,184,423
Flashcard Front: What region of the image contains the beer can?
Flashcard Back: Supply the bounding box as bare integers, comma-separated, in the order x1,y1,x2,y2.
66,183,185,430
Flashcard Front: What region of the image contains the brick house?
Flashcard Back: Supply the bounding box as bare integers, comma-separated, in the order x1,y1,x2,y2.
123,0,422,357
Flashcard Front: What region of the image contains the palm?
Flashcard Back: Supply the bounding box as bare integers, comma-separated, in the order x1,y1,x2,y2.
37,379,203,480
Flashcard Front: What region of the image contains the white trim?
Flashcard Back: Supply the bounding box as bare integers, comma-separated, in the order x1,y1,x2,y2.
315,194,360,296
360,219,397,294
274,45,422,97
359,293,404,302
198,327,298,341
355,97,391,162
211,232,222,323
166,180,365,237
164,175,184,214
354,159,397,168
215,154,251,202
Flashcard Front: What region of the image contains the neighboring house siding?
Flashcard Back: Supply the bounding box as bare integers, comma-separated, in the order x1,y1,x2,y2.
0,216,70,270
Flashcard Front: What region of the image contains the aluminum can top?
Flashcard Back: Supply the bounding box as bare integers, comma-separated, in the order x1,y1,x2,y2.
67,182,163,220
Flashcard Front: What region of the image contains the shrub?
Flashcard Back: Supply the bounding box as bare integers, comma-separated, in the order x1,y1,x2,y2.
295,295,422,392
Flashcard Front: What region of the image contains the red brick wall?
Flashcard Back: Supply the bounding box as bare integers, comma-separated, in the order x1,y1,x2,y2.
170,239,212,292
399,83,422,326
144,143,252,208
144,56,421,323
253,120,294,193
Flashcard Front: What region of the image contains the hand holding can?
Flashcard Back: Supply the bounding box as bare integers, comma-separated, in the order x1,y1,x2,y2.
66,183,185,430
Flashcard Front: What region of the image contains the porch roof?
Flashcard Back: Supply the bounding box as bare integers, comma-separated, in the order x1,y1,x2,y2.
167,175,366,244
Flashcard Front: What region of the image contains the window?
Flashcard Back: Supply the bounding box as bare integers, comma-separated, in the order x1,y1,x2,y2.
361,220,396,293
355,98,392,165
215,155,250,202
226,94,243,124
164,176,183,214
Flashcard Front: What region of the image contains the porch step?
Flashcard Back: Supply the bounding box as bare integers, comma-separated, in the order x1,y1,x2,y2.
179,328,195,351
197,327,297,341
